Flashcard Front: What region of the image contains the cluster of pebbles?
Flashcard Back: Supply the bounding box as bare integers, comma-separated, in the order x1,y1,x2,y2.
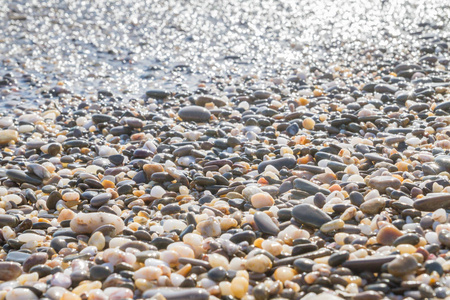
1,0,450,300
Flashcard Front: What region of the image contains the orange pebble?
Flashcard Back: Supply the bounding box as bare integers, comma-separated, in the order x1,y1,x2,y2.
329,184,341,192
313,89,323,97
297,97,309,106
133,190,145,197
102,180,115,189
392,174,403,182
254,238,264,248
257,177,269,185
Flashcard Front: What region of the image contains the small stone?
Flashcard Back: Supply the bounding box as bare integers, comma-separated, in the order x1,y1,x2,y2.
0,129,18,145
387,254,419,277
320,219,345,233
368,176,401,193
231,276,249,298
360,198,385,215
23,252,48,273
254,212,280,236
197,218,221,237
251,193,274,208
245,254,272,273
0,262,22,281
377,225,403,245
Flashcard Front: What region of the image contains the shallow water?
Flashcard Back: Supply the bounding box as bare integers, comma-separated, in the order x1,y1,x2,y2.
0,0,448,108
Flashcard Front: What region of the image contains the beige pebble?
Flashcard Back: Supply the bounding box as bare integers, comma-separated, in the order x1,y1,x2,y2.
245,254,272,273
250,193,274,208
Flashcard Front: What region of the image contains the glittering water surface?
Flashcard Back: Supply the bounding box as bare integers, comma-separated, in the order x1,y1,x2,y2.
0,0,448,107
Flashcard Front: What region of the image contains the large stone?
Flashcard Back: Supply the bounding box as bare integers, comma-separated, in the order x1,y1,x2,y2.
0,130,18,145
178,106,211,122
368,176,401,193
414,193,450,211
292,204,332,228
0,262,22,281
70,212,124,235
387,254,419,277
257,157,297,173
254,212,280,236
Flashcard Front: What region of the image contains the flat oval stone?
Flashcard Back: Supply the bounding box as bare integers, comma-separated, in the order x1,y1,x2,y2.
393,233,420,247
293,178,331,195
293,258,315,273
360,198,386,215
0,215,19,227
328,251,350,267
23,252,48,273
257,157,296,173
6,169,42,185
178,106,211,122
368,176,401,193
70,212,124,235
292,204,332,228
6,251,31,264
254,212,280,236
90,193,112,208
342,255,397,273
414,193,450,211
143,288,209,300
0,262,22,281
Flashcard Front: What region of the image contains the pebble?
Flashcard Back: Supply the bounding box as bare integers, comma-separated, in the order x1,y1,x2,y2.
254,212,280,236
70,213,125,235
251,192,274,208
414,193,450,211
292,204,332,228
0,262,22,281
387,254,419,277
178,106,211,122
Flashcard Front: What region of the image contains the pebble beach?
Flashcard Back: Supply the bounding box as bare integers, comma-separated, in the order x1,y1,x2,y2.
0,0,450,299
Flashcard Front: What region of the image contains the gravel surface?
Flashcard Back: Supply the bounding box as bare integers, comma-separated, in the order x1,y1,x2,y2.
0,0,450,299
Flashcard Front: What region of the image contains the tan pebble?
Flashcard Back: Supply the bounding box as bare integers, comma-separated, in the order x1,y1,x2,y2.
143,164,164,178
261,240,283,256
220,218,238,231
340,206,357,221
302,118,315,130
61,292,81,300
102,180,115,189
57,208,76,222
209,253,229,269
220,281,232,296
377,225,403,245
135,278,154,292
88,231,105,250
304,271,319,284
274,267,297,282
62,192,80,202
231,276,248,299
396,244,416,254
245,254,272,273
134,266,163,281
72,281,102,295
0,130,18,145
250,193,274,208
320,219,345,233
